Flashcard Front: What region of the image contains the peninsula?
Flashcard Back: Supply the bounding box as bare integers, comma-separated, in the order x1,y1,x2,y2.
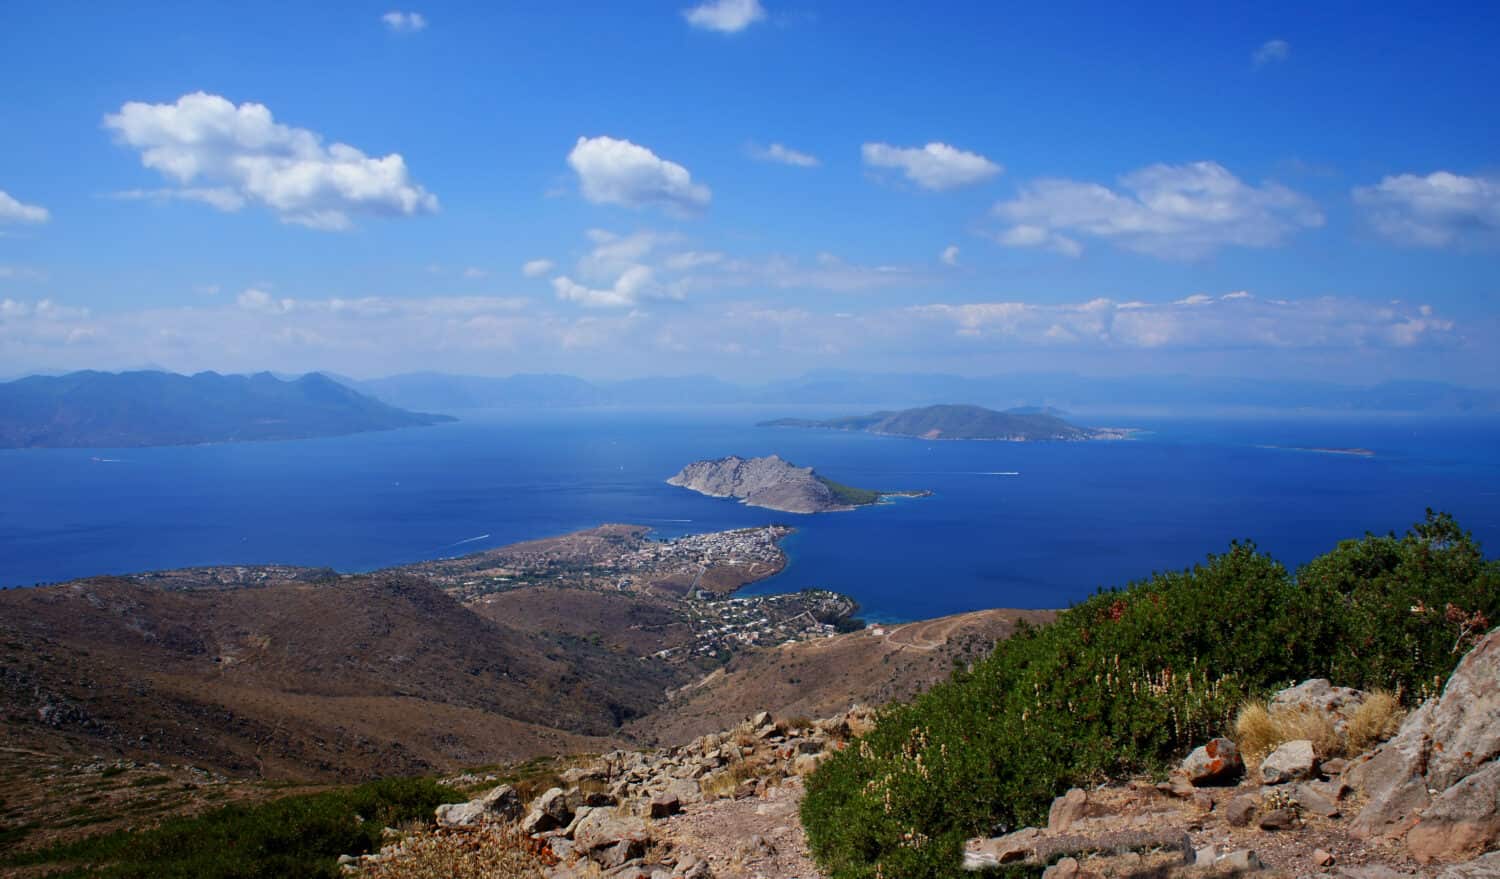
667,454,929,513
760,403,1128,441
0,370,455,448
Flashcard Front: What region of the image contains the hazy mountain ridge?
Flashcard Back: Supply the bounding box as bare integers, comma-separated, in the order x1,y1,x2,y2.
0,370,455,448
338,370,1500,414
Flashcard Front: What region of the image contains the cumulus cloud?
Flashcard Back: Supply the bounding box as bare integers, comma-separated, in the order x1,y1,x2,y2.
1254,39,1290,66
861,142,1002,191
103,92,439,230
567,136,710,213
1352,171,1500,248
381,11,427,32
521,259,555,278
749,142,819,167
553,266,655,309
0,190,49,224
940,245,960,266
992,161,1323,259
683,0,765,33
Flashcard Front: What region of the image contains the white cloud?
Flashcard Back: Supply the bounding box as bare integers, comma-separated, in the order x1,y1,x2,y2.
908,292,1454,350
567,136,710,213
749,142,819,167
1253,39,1290,66
381,11,427,32
1352,171,1500,249
0,190,49,224
861,142,1002,191
553,266,656,309
994,224,1083,258
103,92,439,230
683,0,765,33
463,267,488,279
940,245,960,266
992,161,1323,259
522,259,555,278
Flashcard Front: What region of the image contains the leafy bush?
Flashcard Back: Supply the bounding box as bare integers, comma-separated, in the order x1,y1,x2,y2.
801,512,1498,879
5,777,461,878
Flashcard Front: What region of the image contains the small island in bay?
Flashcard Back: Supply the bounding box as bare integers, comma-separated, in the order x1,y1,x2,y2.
759,403,1130,442
1258,444,1377,457
667,454,930,514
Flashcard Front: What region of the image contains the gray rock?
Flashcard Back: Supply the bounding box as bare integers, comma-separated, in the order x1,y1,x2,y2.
1219,849,1263,871
962,828,1040,870
1259,808,1298,830
1047,788,1089,833
1181,736,1243,785
1273,679,1369,734
1043,856,1081,879
649,792,681,819
1227,794,1259,827
1195,845,1219,868
1293,783,1342,818
1351,626,1500,863
1435,851,1500,879
435,783,522,827
1262,739,1319,784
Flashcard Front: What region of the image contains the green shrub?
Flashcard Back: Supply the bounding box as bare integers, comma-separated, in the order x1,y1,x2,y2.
5,777,461,878
801,512,1498,879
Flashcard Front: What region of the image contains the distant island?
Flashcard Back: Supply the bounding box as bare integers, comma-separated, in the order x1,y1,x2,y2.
759,403,1129,442
0,370,455,449
667,454,930,513
1258,444,1377,457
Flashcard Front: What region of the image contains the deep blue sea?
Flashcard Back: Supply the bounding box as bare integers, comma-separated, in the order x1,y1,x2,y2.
2,409,1497,621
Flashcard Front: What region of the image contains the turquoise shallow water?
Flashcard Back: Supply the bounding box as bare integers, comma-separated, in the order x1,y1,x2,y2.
2,409,1497,621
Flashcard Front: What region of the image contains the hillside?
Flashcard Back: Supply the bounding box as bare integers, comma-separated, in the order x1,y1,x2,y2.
0,370,454,448
666,454,928,513
760,403,1118,441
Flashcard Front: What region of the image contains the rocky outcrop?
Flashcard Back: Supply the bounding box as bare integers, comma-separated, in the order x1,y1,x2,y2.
1261,739,1318,784
1349,626,1500,863
1272,678,1370,735
667,455,900,513
434,783,521,827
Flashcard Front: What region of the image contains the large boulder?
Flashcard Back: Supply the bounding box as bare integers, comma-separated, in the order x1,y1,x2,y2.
1349,626,1500,863
434,783,522,827
1272,679,1368,734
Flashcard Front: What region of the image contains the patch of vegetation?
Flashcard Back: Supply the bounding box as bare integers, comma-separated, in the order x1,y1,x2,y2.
3,777,461,878
818,476,882,506
801,512,1498,879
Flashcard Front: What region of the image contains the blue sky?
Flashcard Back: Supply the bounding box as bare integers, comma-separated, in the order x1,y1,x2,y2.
1,0,1497,383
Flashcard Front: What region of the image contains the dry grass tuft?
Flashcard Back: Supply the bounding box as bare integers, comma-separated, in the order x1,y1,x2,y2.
356,824,555,879
1233,700,1341,769
1346,690,1406,754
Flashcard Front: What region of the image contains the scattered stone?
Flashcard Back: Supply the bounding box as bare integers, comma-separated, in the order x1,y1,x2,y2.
1043,856,1080,879
1321,757,1348,776
1436,851,1500,879
736,833,776,861
1313,848,1336,867
1335,866,1407,879
1218,849,1263,872
1195,845,1219,868
1293,783,1342,818
1181,736,1244,785
1262,739,1319,784
650,791,682,819
1259,807,1298,830
1227,794,1259,827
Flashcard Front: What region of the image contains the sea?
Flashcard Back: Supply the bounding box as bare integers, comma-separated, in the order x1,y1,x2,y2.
2,408,1497,622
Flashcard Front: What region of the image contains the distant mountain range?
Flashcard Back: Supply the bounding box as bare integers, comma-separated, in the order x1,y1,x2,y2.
760,404,1114,441
338,370,1500,414
0,370,453,449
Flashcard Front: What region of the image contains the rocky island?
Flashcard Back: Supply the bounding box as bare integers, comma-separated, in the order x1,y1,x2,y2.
666,454,929,514
760,403,1130,441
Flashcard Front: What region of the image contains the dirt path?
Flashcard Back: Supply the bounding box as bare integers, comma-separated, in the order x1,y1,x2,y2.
658,777,822,879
